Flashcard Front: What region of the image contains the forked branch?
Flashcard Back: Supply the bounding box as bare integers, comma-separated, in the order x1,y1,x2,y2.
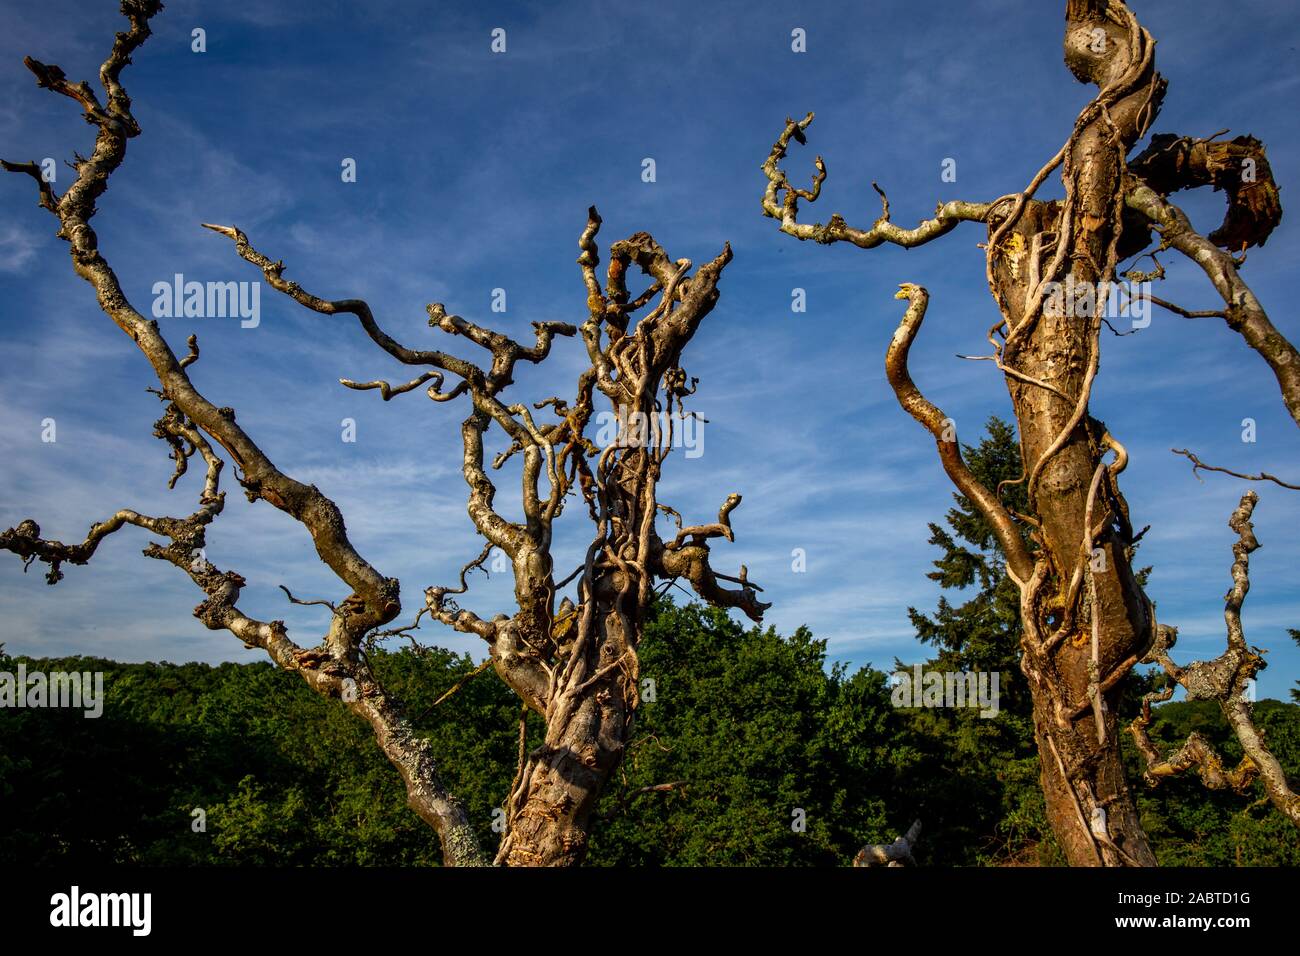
761,113,994,249
1129,493,1300,827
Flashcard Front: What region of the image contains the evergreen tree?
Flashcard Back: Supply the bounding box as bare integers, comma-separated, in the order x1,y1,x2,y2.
1291,629,1300,704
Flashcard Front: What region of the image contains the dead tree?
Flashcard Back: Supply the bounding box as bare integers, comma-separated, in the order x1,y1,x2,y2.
1,0,768,867
1130,492,1300,828
761,0,1296,865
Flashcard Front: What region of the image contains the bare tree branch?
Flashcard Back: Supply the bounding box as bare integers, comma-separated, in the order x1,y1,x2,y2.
1125,185,1300,427
0,0,488,867
1129,493,1300,828
761,113,994,249
1172,448,1300,491
885,284,1035,586
340,370,445,401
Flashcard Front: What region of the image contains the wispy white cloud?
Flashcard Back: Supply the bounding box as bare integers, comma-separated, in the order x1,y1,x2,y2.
0,224,38,273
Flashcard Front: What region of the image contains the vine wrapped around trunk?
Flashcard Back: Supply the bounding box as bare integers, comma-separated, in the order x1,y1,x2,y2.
760,0,1297,865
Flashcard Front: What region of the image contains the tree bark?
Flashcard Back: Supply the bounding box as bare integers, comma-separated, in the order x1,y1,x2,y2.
982,1,1164,866
759,0,1188,866
502,605,635,866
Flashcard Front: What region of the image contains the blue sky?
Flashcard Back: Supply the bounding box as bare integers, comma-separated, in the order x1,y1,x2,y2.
1,0,1298,700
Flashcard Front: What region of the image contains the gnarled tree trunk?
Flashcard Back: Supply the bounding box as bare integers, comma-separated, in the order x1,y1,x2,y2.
760,0,1293,865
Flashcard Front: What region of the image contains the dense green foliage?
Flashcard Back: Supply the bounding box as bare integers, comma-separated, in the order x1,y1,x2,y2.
2,624,1294,866
0,609,906,867
1,419,1295,866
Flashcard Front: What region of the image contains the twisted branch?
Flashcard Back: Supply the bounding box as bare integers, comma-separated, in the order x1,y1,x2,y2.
761,114,994,249
1129,493,1300,827
884,284,1035,586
